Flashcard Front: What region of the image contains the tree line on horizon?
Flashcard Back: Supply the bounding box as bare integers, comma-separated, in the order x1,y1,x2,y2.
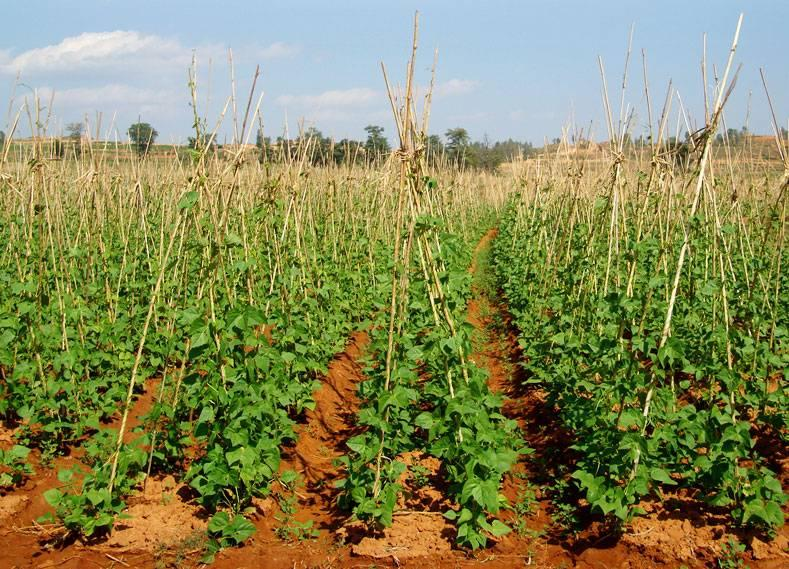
1,121,785,168
254,125,536,170
0,122,160,159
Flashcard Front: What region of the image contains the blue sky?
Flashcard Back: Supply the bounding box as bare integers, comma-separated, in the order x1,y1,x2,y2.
1,1,786,145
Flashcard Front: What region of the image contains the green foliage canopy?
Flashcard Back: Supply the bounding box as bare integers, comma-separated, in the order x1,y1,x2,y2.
127,122,159,156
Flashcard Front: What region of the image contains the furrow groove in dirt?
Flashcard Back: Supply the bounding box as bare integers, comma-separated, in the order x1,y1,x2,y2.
465,227,789,569
211,331,370,568
1,229,785,569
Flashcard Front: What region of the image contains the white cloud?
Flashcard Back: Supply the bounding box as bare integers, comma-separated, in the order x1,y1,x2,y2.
0,32,297,76
434,78,480,97
276,87,379,108
257,42,300,59
1,31,189,74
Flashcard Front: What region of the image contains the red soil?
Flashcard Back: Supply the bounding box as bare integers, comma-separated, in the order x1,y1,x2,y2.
0,229,786,568
211,331,371,568
0,379,180,568
465,228,789,569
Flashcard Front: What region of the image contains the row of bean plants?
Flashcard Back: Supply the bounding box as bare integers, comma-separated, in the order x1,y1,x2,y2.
0,142,393,541
338,75,522,547
494,160,787,533
0,130,515,553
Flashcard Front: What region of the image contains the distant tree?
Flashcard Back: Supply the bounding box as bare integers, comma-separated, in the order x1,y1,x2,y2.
333,138,364,165
0,130,5,150
445,128,470,152
781,126,788,139
488,138,533,165
445,127,470,164
127,122,158,156
255,129,274,162
255,128,267,149
187,133,216,152
65,122,83,141
300,127,333,165
65,122,84,157
250,121,537,171
427,134,443,152
726,128,741,145
364,125,390,157
425,134,444,165
429,128,534,170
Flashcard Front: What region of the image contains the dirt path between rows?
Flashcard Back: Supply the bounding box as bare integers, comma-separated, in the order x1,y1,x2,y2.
464,227,789,569
0,331,373,569
211,331,370,568
2,229,785,568
0,378,179,569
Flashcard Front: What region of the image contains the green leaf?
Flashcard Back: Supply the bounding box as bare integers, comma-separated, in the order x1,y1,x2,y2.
86,489,106,506
346,436,368,455
57,468,75,484
414,412,434,430
488,519,511,537
178,191,199,211
650,468,677,486
43,488,63,507
279,470,298,485
225,514,256,543
208,511,230,534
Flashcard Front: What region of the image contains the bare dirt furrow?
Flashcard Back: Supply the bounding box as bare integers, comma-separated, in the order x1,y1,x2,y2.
212,331,370,568
466,227,789,569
